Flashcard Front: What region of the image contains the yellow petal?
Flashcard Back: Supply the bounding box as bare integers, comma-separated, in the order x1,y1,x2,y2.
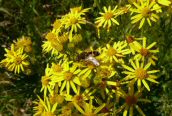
142,80,150,91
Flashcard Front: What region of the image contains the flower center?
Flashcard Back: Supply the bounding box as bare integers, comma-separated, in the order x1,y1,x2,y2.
52,64,63,72
126,36,134,43
99,69,111,77
56,95,64,104
73,95,84,105
104,12,113,20
141,7,151,17
41,76,51,86
99,79,107,89
140,48,149,57
64,72,74,81
107,47,117,56
135,68,148,79
46,32,57,42
70,17,78,24
125,95,137,106
44,112,55,116
14,56,23,65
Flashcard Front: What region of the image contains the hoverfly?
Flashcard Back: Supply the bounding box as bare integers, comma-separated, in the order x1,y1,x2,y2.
76,51,100,66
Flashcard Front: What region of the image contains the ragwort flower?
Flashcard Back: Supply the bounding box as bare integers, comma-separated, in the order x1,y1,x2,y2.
115,85,151,116
62,11,87,40
65,87,95,107
73,99,107,116
133,37,159,65
100,41,131,63
0,44,29,74
122,59,159,91
70,6,90,15
33,96,58,116
41,65,54,97
52,61,81,94
14,36,32,53
95,6,119,31
42,32,64,55
131,0,160,29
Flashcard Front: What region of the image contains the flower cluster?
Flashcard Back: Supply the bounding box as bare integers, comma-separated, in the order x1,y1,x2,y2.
33,5,160,114
42,7,89,56
0,36,32,74
1,0,169,115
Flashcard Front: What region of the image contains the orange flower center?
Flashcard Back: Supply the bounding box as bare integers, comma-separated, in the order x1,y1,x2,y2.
74,95,84,105
70,17,78,24
135,68,148,80
99,79,107,89
126,36,134,43
14,56,23,65
64,72,74,81
125,95,137,106
56,95,64,104
141,7,151,17
104,12,113,20
107,47,117,56
41,76,51,86
140,48,149,57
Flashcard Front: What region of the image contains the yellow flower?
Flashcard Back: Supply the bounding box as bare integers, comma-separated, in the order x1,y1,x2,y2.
100,41,131,63
122,59,159,91
52,19,63,32
95,6,119,30
41,65,54,97
42,32,64,55
0,44,29,74
73,99,106,116
49,91,64,105
33,96,45,116
70,6,90,15
33,96,58,116
131,0,160,29
61,102,74,116
62,11,86,41
133,37,159,65
115,85,151,116
70,33,83,43
50,62,63,75
14,36,32,53
52,61,81,94
96,64,116,79
115,4,131,16
93,64,117,99
65,87,95,106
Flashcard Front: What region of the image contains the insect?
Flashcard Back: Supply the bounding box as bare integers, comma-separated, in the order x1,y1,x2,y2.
76,51,100,66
